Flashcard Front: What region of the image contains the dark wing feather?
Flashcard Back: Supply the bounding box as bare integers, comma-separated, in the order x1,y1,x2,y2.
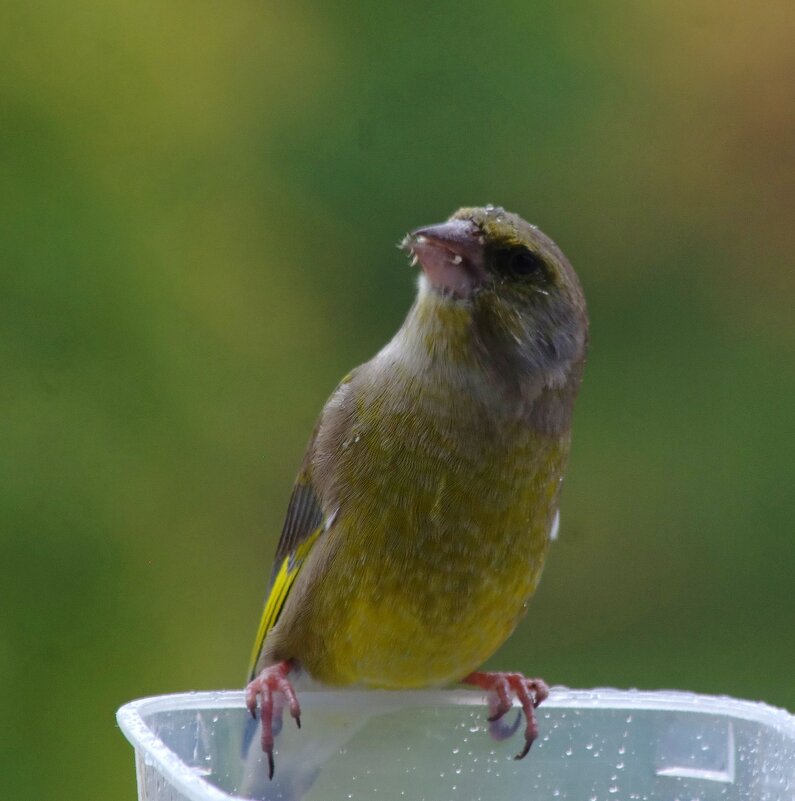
270,366,359,568
271,464,324,579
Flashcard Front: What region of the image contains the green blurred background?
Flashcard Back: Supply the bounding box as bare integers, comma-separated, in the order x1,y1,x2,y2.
2,1,793,798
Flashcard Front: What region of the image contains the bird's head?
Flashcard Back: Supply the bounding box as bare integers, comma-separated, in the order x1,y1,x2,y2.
402,206,588,388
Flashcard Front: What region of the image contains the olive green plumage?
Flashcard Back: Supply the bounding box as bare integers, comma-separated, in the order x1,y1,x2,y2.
249,205,588,690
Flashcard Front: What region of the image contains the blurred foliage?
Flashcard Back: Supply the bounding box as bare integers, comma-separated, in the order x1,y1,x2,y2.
1,1,793,798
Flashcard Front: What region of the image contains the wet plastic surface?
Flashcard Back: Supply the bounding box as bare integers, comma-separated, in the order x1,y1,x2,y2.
117,688,795,800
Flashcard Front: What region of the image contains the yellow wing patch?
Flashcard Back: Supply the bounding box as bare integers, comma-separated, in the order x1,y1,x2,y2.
247,525,324,678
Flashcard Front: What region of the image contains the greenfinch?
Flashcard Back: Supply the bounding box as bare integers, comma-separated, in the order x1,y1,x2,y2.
246,206,588,778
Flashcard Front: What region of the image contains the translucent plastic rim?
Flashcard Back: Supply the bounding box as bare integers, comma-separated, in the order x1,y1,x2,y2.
116,688,795,801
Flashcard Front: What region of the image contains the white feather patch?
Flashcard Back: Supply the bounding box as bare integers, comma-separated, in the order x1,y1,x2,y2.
549,510,560,542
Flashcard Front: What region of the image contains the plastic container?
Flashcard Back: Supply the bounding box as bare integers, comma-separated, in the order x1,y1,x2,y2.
117,688,795,801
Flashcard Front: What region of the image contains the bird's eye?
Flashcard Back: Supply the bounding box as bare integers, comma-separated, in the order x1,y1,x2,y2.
503,250,546,280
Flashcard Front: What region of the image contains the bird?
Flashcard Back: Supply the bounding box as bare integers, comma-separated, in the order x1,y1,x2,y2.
245,205,588,779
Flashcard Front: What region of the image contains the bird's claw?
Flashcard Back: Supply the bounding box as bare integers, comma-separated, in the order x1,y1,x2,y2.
464,671,549,759
488,709,523,741
244,661,301,779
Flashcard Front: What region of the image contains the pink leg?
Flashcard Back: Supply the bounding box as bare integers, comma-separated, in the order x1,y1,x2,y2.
463,671,550,759
245,660,301,779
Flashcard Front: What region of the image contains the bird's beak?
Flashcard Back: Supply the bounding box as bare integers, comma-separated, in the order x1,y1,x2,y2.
401,218,487,299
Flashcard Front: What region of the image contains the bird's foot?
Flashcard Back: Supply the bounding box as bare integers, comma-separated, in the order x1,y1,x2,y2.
463,671,549,759
245,660,301,779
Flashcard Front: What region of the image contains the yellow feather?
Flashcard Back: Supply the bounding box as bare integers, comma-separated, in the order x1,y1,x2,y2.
247,525,324,678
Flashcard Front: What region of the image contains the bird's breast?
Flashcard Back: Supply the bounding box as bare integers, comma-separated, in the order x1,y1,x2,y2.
298,380,569,688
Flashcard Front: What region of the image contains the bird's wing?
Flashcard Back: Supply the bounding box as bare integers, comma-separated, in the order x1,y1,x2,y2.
247,373,355,680
247,431,325,680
